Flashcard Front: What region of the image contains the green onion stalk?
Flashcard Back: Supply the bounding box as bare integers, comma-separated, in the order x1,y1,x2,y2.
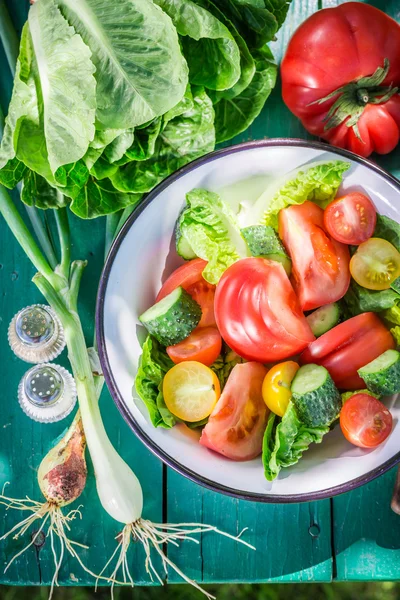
0,5,254,597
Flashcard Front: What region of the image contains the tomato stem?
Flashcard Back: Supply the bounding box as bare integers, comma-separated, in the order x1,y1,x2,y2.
308,59,399,141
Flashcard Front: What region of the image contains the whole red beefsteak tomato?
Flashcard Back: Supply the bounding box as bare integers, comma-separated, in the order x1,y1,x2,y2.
281,3,400,157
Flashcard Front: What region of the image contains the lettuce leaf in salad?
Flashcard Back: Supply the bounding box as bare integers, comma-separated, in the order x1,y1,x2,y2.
211,346,244,388
381,304,400,346
234,161,350,229
343,280,400,316
135,334,217,429
176,188,249,284
262,402,329,481
374,214,400,252
134,335,177,429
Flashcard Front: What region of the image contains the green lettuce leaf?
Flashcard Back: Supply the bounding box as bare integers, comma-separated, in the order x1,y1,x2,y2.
194,0,255,102
103,129,135,164
211,346,244,388
70,177,142,219
134,335,177,428
56,0,188,129
262,402,329,481
119,118,163,164
154,0,241,91
341,389,379,403
111,87,215,194
374,214,400,251
258,161,350,229
21,171,69,209
344,280,399,316
381,304,400,346
209,0,291,49
213,45,277,143
176,188,249,284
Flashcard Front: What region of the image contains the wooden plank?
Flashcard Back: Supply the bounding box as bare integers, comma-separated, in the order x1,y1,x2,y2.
0,3,164,584
0,211,164,586
166,0,332,585
333,468,400,580
322,0,400,582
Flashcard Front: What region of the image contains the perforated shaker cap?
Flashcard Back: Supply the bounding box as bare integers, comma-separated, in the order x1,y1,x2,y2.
8,305,66,363
18,363,77,423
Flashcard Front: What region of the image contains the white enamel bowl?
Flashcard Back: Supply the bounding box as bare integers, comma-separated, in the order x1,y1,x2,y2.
96,139,400,502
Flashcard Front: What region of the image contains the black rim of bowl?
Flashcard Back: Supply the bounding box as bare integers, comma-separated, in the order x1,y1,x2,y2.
96,138,400,504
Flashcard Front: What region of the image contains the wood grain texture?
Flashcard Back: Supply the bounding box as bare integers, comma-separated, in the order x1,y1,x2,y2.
0,1,163,585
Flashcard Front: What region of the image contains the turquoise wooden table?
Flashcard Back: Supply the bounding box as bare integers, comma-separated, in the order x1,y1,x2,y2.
1,0,400,588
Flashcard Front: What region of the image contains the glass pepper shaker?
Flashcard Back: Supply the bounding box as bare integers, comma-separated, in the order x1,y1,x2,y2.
18,363,77,423
8,304,66,363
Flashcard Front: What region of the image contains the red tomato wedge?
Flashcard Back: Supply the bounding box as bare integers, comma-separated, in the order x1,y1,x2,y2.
200,362,269,461
279,201,351,311
340,394,393,448
214,258,315,363
167,327,222,367
156,259,216,327
324,193,377,245
300,313,395,389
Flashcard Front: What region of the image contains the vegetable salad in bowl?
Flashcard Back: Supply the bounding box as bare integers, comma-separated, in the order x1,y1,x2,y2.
135,159,400,482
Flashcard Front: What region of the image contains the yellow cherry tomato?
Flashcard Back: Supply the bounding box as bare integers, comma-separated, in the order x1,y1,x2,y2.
262,361,299,417
350,238,400,291
163,361,221,422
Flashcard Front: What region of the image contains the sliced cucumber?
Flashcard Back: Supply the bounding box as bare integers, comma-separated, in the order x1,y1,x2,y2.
358,349,400,396
390,276,400,295
241,225,292,275
291,364,342,427
139,287,201,346
306,303,340,337
176,229,196,260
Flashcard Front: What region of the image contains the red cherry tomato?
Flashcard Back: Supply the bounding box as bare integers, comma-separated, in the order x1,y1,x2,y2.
340,394,393,448
156,258,216,327
279,201,350,311
324,193,377,245
214,258,315,363
281,3,400,157
167,327,222,367
200,362,269,461
300,313,395,389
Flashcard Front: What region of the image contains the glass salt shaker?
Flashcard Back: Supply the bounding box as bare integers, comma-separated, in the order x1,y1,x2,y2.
18,363,77,423
8,304,66,363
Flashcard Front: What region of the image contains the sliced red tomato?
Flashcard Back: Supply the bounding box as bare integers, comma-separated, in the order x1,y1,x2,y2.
279,201,350,311
167,327,222,367
200,362,269,461
324,193,377,245
340,394,393,448
214,258,314,363
300,313,395,389
156,258,216,327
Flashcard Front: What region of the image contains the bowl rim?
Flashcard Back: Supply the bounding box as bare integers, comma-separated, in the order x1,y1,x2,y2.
96,138,400,503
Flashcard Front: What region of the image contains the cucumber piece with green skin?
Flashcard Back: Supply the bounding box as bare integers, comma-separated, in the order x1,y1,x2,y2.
176,229,196,260
358,349,400,396
306,303,340,337
241,225,292,275
291,364,342,427
139,287,201,346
